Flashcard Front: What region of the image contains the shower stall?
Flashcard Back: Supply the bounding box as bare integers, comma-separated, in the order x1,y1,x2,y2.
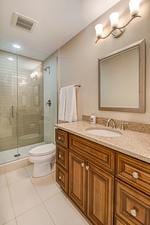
0,51,57,165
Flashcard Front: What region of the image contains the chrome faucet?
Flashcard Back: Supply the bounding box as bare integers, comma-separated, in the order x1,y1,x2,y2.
106,118,116,129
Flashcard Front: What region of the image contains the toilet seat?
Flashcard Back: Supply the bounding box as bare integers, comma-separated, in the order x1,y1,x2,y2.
29,143,55,156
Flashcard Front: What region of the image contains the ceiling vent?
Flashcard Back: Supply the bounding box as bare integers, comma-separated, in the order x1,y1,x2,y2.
11,12,37,32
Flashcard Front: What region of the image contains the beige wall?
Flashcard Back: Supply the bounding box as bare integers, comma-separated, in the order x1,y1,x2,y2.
57,0,150,123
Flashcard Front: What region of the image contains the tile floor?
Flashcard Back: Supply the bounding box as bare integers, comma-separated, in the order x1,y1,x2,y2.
0,165,90,225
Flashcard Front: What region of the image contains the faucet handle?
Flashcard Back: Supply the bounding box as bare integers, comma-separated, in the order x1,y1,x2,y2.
120,122,128,130
105,119,109,127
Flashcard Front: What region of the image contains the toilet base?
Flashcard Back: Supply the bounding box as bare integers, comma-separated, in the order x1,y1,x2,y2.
33,161,52,178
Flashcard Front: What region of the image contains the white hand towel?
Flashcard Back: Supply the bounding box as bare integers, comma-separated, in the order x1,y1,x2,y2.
65,85,77,122
58,87,67,121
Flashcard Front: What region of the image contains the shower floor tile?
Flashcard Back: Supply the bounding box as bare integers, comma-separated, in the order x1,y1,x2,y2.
0,165,90,225
0,142,44,165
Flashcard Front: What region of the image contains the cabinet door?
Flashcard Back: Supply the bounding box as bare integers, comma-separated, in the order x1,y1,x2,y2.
69,152,86,213
87,163,114,225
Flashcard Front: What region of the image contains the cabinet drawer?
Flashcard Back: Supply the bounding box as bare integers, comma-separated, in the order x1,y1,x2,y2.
116,180,150,225
69,134,115,173
56,129,68,148
115,217,129,225
56,164,68,193
116,153,150,195
56,145,68,170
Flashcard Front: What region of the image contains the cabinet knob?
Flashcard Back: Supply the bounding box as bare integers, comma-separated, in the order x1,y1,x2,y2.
85,165,89,171
130,209,137,217
81,162,84,168
132,171,139,179
58,154,62,159
58,176,61,180
58,136,61,140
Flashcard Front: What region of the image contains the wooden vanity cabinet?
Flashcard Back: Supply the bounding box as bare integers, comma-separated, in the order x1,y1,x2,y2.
115,153,150,225
69,150,114,225
56,129,150,225
69,133,115,225
56,129,69,193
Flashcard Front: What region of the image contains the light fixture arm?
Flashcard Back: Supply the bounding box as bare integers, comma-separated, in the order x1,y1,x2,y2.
95,15,141,43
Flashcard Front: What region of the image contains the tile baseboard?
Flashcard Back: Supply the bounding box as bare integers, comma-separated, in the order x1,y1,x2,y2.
0,157,31,174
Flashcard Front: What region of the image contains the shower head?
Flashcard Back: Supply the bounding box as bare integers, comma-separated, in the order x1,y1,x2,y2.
44,66,50,74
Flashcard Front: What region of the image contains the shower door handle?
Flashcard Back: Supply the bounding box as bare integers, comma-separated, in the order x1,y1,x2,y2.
11,105,14,118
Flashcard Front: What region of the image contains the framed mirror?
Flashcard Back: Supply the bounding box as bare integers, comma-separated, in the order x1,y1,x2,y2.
98,39,146,113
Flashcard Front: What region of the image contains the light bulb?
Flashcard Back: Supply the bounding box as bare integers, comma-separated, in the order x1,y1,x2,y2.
95,24,103,38
109,12,119,28
8,57,14,61
12,44,21,49
129,0,141,16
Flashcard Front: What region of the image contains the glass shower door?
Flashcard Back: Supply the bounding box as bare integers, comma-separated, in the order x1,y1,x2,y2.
17,56,44,157
44,56,57,143
0,51,18,164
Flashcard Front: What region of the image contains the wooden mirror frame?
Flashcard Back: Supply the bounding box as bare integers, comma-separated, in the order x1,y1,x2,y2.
98,39,146,113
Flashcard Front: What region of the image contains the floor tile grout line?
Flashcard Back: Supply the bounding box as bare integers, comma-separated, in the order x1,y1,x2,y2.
7,169,43,220
15,217,19,225
6,180,17,222
5,167,31,188
8,166,57,221
14,202,43,223
32,175,58,225
1,167,88,225
31,172,89,225
41,201,57,225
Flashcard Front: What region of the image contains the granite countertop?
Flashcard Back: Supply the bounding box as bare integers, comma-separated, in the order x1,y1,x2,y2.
56,121,150,164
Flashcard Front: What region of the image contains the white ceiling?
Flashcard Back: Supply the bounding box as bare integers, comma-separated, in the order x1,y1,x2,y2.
0,0,120,61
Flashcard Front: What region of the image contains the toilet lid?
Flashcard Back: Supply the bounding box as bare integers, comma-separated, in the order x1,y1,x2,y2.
29,143,56,156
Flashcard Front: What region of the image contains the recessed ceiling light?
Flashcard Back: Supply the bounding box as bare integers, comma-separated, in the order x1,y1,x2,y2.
12,44,21,49
8,57,14,61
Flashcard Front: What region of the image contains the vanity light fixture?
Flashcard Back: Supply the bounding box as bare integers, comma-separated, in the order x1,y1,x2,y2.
95,0,141,43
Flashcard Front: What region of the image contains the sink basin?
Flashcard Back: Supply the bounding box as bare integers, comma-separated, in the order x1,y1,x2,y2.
85,128,122,137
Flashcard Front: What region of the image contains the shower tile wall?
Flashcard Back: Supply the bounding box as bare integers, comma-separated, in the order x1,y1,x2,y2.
17,56,44,148
0,51,44,153
0,52,17,151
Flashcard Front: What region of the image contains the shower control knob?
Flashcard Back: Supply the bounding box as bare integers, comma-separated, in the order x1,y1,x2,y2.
46,99,52,107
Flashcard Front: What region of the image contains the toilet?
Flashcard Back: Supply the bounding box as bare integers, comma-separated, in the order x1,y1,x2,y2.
29,143,56,178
